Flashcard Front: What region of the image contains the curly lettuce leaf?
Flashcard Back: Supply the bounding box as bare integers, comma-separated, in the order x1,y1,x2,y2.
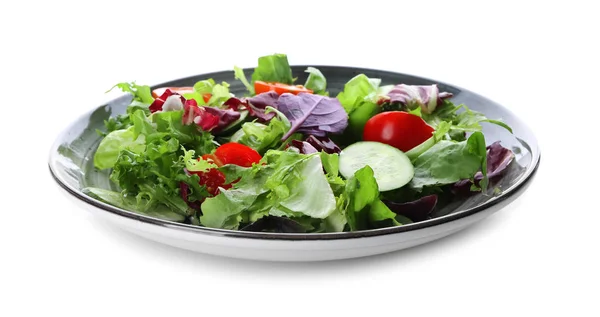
83,187,186,222
107,82,154,104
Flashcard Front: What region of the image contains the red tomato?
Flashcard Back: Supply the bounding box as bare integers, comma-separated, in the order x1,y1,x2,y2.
152,87,211,103
254,81,313,95
188,168,231,197
214,143,262,167
363,111,434,152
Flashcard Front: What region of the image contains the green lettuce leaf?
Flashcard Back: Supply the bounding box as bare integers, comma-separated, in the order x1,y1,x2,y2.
336,74,381,114
83,187,186,222
233,66,254,95
235,108,291,154
410,131,489,190
200,151,337,230
251,54,294,85
107,82,154,104
423,101,512,138
94,126,146,169
182,78,232,106
304,67,327,95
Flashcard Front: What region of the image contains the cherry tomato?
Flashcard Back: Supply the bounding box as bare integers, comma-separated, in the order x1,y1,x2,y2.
214,143,262,167
363,111,434,152
152,87,211,103
254,81,313,95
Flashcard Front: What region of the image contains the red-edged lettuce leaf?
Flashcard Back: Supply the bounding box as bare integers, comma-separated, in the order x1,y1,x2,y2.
383,195,438,222
453,141,515,193
277,93,348,140
203,107,241,133
386,84,453,114
150,89,186,113
290,140,318,154
305,135,341,154
223,91,279,122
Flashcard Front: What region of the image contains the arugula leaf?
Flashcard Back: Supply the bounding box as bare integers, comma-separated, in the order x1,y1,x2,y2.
251,53,294,85
423,101,512,136
410,132,488,190
304,67,327,95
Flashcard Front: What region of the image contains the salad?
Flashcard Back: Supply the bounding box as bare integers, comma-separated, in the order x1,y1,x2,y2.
85,53,516,233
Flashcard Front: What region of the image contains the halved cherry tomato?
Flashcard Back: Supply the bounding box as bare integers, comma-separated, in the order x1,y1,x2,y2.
152,87,211,103
363,111,434,152
254,81,313,95
214,143,262,167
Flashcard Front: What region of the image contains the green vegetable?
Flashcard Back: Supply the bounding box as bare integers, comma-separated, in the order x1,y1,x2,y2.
304,67,327,95
337,74,382,139
337,166,399,231
200,151,337,230
410,131,488,190
235,107,291,154
233,66,254,95
182,78,232,106
83,187,186,222
94,126,146,170
107,82,154,104
251,53,294,85
339,141,414,192
423,101,512,138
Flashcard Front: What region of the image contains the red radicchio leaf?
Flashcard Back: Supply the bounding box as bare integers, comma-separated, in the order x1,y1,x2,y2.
383,195,438,222
387,84,453,114
290,140,318,154
305,135,341,154
149,89,186,113
182,99,219,131
203,107,241,133
452,141,515,194
223,92,280,122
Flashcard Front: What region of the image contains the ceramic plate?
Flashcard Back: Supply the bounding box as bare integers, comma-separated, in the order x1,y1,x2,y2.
48,66,540,262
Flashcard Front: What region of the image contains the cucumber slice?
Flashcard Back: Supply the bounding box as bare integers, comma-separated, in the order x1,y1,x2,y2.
339,141,414,191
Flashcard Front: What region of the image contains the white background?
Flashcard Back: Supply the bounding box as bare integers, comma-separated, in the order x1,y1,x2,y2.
1,0,598,316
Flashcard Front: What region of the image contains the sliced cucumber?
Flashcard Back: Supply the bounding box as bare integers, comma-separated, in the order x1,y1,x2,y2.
339,141,414,191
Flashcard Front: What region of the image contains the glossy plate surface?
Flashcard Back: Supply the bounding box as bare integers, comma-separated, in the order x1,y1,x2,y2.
49,66,540,261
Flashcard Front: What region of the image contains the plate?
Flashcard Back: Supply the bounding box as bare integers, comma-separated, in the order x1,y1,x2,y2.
48,66,540,262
